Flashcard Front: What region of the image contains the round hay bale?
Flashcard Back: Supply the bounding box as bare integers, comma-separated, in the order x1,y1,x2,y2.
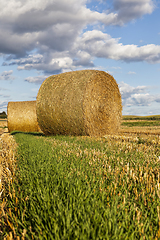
7,101,41,133
36,70,122,137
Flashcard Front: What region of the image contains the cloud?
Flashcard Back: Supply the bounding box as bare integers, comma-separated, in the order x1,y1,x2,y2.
16,54,76,74
155,96,160,103
0,0,118,57
124,93,154,107
4,29,160,75
73,51,94,67
0,70,14,80
6,54,44,66
0,0,158,74
128,71,136,74
0,100,8,111
25,75,48,84
119,81,160,107
111,66,121,69
113,0,155,23
0,87,7,91
119,81,147,98
78,30,160,63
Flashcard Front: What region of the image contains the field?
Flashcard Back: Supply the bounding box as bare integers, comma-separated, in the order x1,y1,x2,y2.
0,116,160,239
0,119,8,131
120,115,160,136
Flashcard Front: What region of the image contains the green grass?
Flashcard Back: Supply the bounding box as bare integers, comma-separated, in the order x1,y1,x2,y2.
122,115,160,121
1,132,160,239
121,121,160,127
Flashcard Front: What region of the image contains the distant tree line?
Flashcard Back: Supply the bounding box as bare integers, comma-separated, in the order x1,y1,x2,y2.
0,111,7,118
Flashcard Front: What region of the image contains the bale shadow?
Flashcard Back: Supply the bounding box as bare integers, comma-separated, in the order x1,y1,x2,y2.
10,131,45,137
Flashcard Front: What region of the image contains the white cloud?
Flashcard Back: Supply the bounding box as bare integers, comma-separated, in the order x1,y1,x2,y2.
50,57,73,69
0,0,118,57
0,70,14,80
0,87,6,91
16,54,75,74
9,54,43,66
111,66,121,69
125,93,154,107
78,30,160,63
113,0,155,23
0,100,8,111
25,75,48,84
119,81,160,107
0,0,158,74
119,81,147,99
74,50,94,67
4,28,160,75
128,71,136,74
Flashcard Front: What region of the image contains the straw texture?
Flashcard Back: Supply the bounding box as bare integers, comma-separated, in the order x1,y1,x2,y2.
7,101,41,133
36,70,122,137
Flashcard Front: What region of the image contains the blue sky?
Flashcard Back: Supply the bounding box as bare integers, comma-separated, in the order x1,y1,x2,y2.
0,0,160,116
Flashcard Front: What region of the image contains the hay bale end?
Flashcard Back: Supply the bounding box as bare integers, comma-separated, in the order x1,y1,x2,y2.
7,101,41,133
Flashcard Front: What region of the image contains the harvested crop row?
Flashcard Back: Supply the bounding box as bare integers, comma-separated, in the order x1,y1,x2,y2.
0,132,17,238
0,133,17,196
120,127,160,135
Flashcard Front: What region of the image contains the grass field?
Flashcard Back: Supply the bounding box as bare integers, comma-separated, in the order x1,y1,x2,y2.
120,115,160,136
1,116,160,239
122,115,160,121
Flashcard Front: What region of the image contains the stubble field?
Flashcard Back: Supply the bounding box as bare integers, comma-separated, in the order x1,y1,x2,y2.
0,116,160,239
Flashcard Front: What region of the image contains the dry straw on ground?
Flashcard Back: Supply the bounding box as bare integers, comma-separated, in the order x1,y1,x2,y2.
0,133,17,196
7,101,41,133
36,70,122,137
0,133,17,239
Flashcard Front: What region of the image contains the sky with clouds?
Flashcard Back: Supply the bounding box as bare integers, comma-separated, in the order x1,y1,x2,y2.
0,0,160,116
